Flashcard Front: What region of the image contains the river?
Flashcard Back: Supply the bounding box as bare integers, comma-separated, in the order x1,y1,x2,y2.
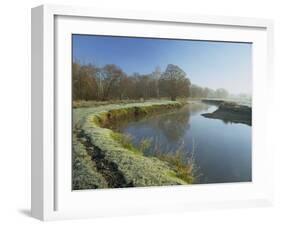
112,101,252,184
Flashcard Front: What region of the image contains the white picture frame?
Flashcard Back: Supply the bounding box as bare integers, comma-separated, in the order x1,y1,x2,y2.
31,4,274,221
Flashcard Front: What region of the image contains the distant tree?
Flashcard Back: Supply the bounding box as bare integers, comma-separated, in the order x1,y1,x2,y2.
190,84,204,98
215,88,229,99
159,64,191,101
205,88,216,98
126,74,139,99
131,73,143,99
72,62,81,100
190,84,230,99
137,75,151,100
72,63,99,100
81,64,99,100
152,66,161,98
100,64,125,100
112,72,129,100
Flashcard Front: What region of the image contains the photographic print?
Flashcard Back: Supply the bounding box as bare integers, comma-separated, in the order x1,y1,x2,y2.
72,35,252,190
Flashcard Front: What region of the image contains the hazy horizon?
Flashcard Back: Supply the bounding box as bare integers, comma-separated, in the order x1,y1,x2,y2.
73,34,252,95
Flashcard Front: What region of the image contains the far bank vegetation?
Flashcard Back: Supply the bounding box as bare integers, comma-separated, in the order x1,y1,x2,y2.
72,61,230,102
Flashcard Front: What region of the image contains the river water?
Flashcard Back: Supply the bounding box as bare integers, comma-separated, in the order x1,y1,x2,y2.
113,101,252,184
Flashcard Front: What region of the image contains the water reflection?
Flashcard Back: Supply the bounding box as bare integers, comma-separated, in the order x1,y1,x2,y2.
157,108,190,141
113,102,252,184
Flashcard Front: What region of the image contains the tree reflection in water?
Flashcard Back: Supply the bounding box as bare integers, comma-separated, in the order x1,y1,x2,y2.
157,108,190,141
112,102,212,155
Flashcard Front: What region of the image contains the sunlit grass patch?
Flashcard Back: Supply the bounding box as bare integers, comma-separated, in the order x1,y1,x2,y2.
110,132,140,155
152,149,196,184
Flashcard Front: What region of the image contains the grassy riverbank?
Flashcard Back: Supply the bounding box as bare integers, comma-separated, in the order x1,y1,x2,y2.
73,101,196,190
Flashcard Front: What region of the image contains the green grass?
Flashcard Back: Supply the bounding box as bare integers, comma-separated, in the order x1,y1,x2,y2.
152,149,196,184
110,132,140,155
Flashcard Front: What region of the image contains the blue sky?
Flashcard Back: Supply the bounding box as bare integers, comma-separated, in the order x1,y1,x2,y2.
72,34,252,95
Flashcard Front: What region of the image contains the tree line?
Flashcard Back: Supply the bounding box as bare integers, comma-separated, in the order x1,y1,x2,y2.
72,61,229,101
190,84,229,99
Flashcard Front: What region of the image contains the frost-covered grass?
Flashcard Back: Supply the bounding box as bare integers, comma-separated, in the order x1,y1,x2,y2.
73,99,142,108
72,135,108,189
73,101,192,189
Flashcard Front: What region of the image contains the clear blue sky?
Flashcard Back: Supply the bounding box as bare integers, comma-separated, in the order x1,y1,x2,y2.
73,34,252,95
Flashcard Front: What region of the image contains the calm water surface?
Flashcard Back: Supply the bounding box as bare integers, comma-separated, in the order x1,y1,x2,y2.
113,102,252,184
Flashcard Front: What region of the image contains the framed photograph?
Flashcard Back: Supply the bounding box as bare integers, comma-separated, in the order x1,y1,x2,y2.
31,4,274,221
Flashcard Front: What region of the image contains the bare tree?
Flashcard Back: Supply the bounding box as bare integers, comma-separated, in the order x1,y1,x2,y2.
100,64,124,100
73,62,233,102
152,66,161,98
159,64,191,101
72,63,99,100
